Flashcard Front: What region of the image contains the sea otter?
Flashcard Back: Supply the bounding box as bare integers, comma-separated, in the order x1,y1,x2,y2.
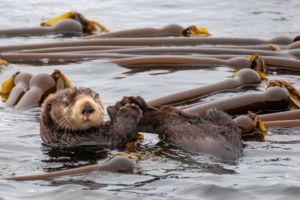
40,87,143,146
40,87,243,161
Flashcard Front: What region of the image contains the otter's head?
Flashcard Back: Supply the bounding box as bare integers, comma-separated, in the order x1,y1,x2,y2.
41,87,105,132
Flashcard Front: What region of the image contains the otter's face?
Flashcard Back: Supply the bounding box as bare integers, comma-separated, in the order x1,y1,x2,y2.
42,87,104,131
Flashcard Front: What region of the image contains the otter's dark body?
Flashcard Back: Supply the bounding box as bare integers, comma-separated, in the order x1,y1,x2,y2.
117,96,243,161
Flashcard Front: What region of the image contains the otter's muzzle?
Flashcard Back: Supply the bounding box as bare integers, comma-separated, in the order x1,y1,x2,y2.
82,104,94,115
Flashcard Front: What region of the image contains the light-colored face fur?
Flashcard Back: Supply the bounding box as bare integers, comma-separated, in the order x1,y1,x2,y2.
43,87,104,131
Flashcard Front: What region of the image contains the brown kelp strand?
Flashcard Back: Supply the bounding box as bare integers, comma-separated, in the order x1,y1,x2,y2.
83,35,296,45
174,54,300,71
262,56,300,70
83,24,209,38
4,156,133,181
203,44,279,51
0,52,133,63
263,119,300,128
194,55,300,71
3,53,300,72
5,73,33,106
0,36,296,52
183,87,289,116
236,114,300,130
26,41,300,54
201,41,300,51
259,109,300,121
0,19,82,37
20,46,139,53
112,55,252,69
10,52,300,72
83,47,300,59
147,68,261,106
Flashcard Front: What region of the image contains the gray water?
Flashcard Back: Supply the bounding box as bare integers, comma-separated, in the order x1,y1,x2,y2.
1,0,300,199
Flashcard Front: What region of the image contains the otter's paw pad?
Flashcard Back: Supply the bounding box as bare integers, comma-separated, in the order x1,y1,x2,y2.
116,103,143,123
118,96,149,112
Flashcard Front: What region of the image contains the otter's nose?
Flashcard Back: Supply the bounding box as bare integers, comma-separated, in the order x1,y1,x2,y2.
82,104,94,115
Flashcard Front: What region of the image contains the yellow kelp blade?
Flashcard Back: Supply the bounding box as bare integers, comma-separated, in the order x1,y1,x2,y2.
231,70,238,78
111,152,140,161
266,44,281,52
131,132,144,141
89,21,109,33
258,119,267,133
247,111,267,133
0,59,9,66
248,54,267,73
41,12,109,35
51,69,74,90
1,93,9,103
0,72,20,95
190,26,210,37
61,74,74,88
248,55,256,61
126,132,144,152
290,97,300,109
248,54,267,80
126,141,138,152
256,71,267,81
183,26,210,37
41,12,75,27
267,80,300,109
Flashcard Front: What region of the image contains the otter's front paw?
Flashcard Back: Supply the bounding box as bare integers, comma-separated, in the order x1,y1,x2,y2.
115,104,143,124
107,96,158,122
107,105,118,121
116,96,154,113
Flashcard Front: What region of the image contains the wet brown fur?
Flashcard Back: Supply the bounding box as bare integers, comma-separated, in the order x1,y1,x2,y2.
40,87,142,146
116,96,243,161
40,88,242,161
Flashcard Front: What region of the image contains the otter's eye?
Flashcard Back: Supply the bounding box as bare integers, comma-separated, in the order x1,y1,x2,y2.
64,102,70,107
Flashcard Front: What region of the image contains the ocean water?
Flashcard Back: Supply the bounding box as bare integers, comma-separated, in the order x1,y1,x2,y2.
0,0,300,199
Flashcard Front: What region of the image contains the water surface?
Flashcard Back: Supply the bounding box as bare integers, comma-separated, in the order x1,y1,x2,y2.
1,0,300,199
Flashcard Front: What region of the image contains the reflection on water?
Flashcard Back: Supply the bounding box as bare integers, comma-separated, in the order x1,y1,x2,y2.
41,145,109,172
1,0,300,199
